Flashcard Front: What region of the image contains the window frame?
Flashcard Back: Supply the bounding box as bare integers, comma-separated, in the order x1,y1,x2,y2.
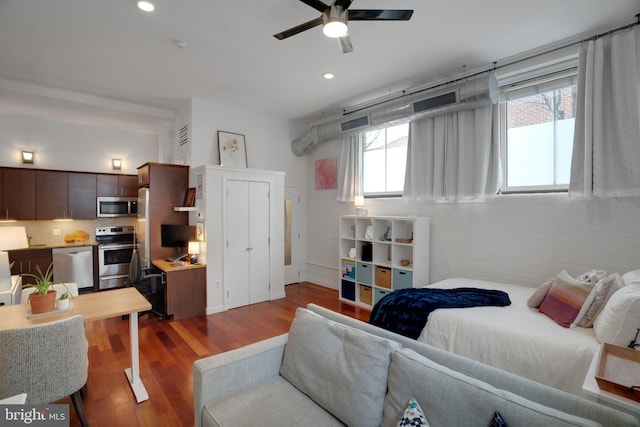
361,123,409,198
499,68,578,194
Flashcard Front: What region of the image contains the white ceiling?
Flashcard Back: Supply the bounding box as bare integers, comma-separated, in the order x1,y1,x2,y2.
0,0,638,128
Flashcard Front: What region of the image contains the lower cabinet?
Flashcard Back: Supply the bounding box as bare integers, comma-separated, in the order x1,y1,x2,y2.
8,248,53,286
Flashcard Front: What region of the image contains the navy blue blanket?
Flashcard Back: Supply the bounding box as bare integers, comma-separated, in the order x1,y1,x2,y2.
369,287,511,339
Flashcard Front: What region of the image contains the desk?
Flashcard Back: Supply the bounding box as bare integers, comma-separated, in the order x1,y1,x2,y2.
0,288,151,403
152,259,206,320
582,345,640,421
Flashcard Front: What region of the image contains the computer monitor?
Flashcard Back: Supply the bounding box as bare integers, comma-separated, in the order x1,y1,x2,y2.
161,224,197,261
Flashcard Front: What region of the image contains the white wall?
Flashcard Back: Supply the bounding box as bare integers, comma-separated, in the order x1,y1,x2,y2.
0,112,162,174
306,138,640,289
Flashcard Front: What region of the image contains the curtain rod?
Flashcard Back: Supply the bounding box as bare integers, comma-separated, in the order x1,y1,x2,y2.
342,13,640,117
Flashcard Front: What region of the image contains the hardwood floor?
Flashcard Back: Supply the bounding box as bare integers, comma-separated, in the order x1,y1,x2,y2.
62,282,370,427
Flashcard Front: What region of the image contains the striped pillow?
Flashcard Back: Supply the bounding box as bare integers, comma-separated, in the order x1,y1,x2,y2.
539,271,593,327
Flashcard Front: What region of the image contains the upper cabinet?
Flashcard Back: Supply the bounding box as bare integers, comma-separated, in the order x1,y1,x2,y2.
36,170,69,220
3,168,36,220
0,167,135,220
97,174,138,197
69,173,97,219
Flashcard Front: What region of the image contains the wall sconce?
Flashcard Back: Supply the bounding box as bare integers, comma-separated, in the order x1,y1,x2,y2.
112,158,122,170
22,151,34,164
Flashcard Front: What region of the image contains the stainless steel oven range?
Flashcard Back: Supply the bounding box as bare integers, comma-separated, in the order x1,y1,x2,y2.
96,226,135,290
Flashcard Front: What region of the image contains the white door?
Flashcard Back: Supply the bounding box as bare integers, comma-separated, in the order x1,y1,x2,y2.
225,179,271,309
284,186,300,285
225,180,250,309
249,181,270,304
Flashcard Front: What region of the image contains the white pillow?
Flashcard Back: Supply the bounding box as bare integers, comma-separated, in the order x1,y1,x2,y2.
593,284,640,346
622,270,640,286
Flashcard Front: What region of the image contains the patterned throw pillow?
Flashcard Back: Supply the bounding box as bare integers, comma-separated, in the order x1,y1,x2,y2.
488,411,508,427
539,271,593,327
397,398,430,427
572,273,623,328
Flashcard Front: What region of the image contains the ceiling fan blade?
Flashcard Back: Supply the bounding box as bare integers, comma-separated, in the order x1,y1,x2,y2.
338,34,353,53
299,0,330,13
348,9,414,21
274,17,324,40
334,0,354,10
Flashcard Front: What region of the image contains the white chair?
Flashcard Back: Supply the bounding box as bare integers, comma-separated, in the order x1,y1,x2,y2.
20,282,79,305
0,315,88,426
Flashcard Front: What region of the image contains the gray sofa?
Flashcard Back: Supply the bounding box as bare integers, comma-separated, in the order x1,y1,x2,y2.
193,304,638,427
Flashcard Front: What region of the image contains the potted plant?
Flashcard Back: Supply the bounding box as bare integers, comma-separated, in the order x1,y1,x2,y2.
57,290,71,310
22,263,58,314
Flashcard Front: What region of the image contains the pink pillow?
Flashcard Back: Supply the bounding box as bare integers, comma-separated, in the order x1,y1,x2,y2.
539,272,593,327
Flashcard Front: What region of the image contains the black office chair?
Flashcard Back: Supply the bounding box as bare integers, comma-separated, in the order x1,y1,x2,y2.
125,248,165,320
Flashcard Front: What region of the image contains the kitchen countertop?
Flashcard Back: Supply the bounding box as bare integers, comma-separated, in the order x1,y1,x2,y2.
19,241,97,250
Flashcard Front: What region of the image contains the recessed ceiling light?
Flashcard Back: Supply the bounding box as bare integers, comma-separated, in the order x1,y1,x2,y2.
323,73,335,79
137,1,155,12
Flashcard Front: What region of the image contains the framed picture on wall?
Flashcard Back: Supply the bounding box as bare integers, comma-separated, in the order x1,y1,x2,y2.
218,131,247,168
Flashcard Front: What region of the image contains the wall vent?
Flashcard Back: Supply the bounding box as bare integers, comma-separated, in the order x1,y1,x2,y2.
178,124,189,146
413,91,458,113
340,115,370,132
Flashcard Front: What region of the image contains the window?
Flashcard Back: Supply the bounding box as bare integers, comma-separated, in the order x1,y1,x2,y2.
362,123,409,196
501,69,578,192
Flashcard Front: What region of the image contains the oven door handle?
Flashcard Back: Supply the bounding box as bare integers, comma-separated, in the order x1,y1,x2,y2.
98,244,136,250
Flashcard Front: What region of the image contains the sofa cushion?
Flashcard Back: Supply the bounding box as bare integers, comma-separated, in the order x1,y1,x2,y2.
280,307,400,427
382,349,601,427
202,376,344,427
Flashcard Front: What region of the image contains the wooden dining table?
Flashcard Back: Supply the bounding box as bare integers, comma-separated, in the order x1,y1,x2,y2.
0,287,152,403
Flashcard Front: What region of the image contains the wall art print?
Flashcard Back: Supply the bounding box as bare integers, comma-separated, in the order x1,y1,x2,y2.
218,131,247,168
315,157,337,190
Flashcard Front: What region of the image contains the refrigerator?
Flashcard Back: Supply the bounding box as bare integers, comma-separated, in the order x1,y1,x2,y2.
137,187,150,269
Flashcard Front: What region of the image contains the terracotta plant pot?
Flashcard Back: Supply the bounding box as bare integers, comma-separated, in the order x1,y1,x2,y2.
28,290,57,314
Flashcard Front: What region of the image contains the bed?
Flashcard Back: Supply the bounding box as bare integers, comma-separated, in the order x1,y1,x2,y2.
370,275,640,395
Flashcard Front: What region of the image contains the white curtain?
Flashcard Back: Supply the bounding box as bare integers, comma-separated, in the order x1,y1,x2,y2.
570,25,640,198
337,134,363,202
403,105,502,201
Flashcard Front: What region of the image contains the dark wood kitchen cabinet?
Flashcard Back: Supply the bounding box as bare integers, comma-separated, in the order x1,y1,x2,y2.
68,172,97,219
36,170,68,220
3,168,36,220
9,248,53,286
97,174,138,197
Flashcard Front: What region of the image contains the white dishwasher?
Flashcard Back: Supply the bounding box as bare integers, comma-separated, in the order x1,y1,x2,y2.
52,246,94,290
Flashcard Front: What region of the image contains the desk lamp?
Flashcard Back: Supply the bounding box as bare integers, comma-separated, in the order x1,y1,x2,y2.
188,241,200,264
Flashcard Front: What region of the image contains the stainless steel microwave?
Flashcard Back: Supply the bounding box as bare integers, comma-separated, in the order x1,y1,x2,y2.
97,197,138,217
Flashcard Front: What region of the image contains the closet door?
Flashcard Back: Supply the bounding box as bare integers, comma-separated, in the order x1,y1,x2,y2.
224,179,271,309
249,181,270,304
225,180,250,309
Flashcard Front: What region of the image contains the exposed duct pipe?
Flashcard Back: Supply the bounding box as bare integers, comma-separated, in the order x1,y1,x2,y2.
291,71,499,156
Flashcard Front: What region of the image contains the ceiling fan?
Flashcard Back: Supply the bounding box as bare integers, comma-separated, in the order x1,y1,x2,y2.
273,0,413,53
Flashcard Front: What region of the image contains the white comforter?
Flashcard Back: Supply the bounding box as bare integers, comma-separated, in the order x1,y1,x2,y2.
419,278,600,396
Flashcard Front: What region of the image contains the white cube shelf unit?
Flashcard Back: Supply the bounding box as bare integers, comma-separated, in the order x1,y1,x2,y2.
339,215,430,308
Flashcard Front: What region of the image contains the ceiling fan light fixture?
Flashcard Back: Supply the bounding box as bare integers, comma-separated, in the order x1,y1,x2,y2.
323,20,348,38
323,5,348,38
